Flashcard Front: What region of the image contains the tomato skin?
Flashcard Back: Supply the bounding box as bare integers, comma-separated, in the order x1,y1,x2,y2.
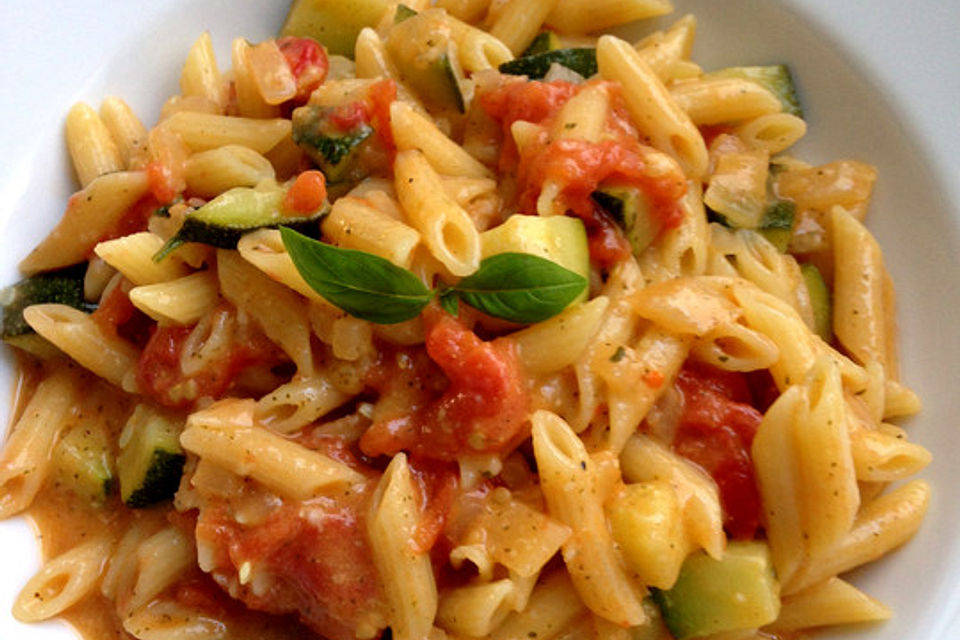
99,195,161,243
360,309,530,461
329,101,370,131
146,161,181,204
277,36,329,103
672,362,763,539
366,78,397,151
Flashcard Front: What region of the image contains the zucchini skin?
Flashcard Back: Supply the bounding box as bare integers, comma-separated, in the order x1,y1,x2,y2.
499,48,598,80
123,449,186,508
1,265,94,341
292,104,377,184
523,31,561,56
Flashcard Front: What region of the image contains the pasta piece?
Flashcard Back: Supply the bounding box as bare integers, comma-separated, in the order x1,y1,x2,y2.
218,249,314,375
436,579,515,637
94,232,191,285
162,111,291,153
531,410,647,627
831,205,887,369
126,527,195,612
183,144,276,197
848,421,932,483
367,453,438,640
620,434,725,559
637,180,709,281
735,112,807,154
236,229,330,304
246,39,297,106
13,538,113,622
65,101,124,188
488,0,558,56
507,297,609,375
180,32,225,111
489,571,586,640
448,18,514,71
180,398,366,498
751,385,807,586
19,171,149,275
129,270,220,326
772,577,891,631
547,0,673,33
634,14,696,81
23,304,140,391
596,35,708,178
394,149,482,277
0,369,78,518
99,96,149,168
785,480,930,594
323,196,422,267
390,101,493,179
231,38,280,119
670,77,783,125
255,374,351,434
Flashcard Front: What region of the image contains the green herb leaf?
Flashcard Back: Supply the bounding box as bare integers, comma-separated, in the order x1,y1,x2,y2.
452,253,587,324
280,227,433,324
438,289,460,317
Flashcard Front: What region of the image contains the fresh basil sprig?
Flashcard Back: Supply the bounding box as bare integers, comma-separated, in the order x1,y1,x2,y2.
280,227,587,325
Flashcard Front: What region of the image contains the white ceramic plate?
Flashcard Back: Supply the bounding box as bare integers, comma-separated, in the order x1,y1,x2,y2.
1,1,958,638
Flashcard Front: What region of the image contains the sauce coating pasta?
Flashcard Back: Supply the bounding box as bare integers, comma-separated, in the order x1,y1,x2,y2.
0,2,931,640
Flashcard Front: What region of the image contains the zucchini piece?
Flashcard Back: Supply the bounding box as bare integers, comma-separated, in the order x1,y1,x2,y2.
117,405,187,508
54,423,115,504
592,186,661,256
523,30,561,56
385,10,467,112
1,265,94,346
280,0,389,58
155,182,328,260
706,65,802,117
757,199,796,252
801,263,833,342
651,541,780,640
499,48,597,80
480,215,589,304
292,103,377,185
393,3,417,23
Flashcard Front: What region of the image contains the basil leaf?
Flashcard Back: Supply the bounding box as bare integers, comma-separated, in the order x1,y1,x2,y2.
438,289,460,317
453,252,587,323
280,227,433,324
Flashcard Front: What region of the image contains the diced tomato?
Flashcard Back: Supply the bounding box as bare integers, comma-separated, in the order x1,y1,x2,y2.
90,279,153,346
283,170,327,215
99,195,161,243
366,78,397,151
360,308,530,461
672,362,763,539
136,307,279,409
196,487,386,640
146,161,180,204
480,79,687,263
408,457,459,553
277,36,329,103
329,101,370,131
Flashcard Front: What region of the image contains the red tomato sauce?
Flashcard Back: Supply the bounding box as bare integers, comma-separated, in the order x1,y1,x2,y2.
90,279,153,346
135,306,280,409
196,487,385,640
671,362,763,539
360,309,530,461
480,79,687,266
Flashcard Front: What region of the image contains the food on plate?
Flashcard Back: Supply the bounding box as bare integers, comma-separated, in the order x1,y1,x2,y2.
0,1,931,639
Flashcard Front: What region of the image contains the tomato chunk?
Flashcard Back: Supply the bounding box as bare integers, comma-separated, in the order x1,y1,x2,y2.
672,362,763,539
136,306,279,409
360,309,530,461
277,36,329,103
